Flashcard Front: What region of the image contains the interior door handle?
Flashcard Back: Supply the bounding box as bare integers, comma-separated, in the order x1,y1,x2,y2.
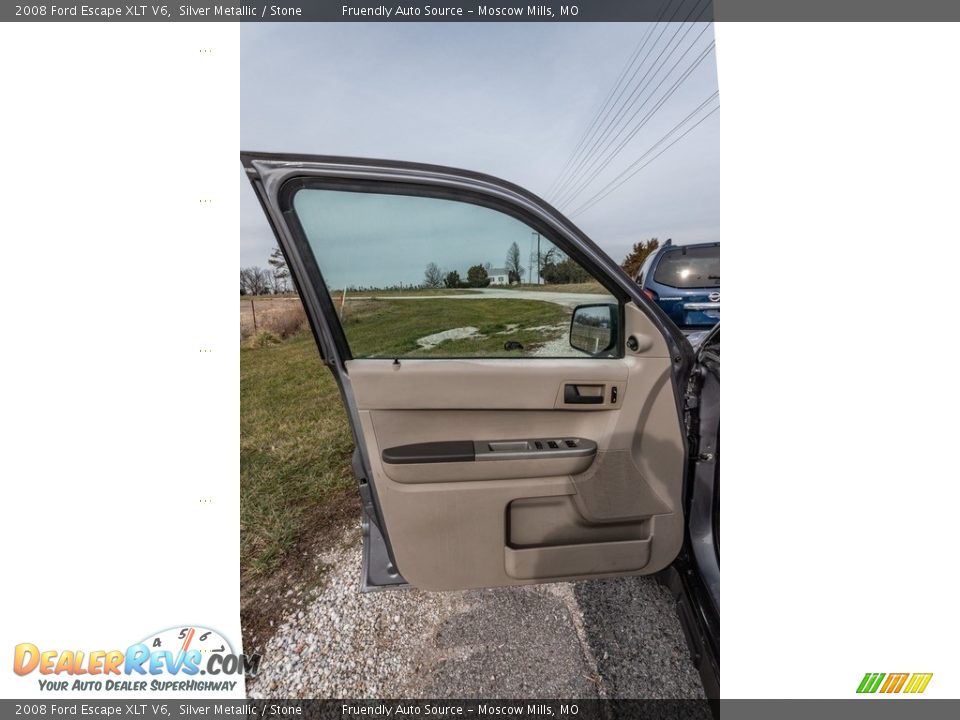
563,384,604,404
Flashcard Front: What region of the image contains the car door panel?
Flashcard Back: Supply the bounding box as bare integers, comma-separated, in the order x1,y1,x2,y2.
347,358,629,410
342,302,683,590
241,152,693,591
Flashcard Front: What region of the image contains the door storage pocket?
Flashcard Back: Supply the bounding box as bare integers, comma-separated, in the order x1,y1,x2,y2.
504,538,651,579
508,495,649,546
505,495,652,579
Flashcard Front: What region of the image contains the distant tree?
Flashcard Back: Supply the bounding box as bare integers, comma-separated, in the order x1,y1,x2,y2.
505,242,524,284
240,266,271,295
532,247,588,285
541,256,589,285
424,262,444,288
267,247,290,293
466,264,490,288
620,238,660,278
444,270,462,289
535,247,559,282
268,273,286,294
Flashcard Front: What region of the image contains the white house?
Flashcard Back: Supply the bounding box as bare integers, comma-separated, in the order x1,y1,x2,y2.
488,267,511,285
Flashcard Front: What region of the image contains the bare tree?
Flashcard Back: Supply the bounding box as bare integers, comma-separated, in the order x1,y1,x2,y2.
240,266,271,295
505,242,524,284
268,273,284,294
537,247,559,278
267,247,290,294
423,262,444,288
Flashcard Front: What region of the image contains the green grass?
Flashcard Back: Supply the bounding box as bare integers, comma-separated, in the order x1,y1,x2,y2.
343,298,567,357
240,333,355,577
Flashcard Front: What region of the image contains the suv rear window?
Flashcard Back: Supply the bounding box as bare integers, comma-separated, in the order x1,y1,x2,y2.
653,246,720,288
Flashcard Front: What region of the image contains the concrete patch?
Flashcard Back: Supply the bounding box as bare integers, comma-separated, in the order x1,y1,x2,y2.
416,326,482,349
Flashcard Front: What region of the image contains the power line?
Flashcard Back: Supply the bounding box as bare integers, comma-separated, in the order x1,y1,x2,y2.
568,96,720,219
555,21,715,210
551,14,688,205
549,3,698,204
558,34,715,211
557,34,716,211
551,0,711,206
545,0,675,201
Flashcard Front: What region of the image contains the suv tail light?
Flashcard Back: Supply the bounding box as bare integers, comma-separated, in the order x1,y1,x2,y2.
642,288,659,302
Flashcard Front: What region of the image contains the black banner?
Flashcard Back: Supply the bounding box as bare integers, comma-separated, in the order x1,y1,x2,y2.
5,0,960,22
5,700,960,720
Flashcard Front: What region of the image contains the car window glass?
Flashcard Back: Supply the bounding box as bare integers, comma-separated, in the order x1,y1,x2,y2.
292,188,617,359
653,246,720,289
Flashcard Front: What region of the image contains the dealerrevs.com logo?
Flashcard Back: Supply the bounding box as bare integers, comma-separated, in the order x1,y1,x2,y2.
13,626,261,693
857,672,933,694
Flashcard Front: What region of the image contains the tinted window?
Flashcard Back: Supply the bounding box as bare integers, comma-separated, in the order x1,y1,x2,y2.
653,246,720,288
292,188,617,359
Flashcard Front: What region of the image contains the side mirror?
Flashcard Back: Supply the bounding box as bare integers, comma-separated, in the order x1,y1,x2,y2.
569,304,618,356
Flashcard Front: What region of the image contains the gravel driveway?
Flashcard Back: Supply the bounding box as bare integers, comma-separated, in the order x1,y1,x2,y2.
246,523,704,699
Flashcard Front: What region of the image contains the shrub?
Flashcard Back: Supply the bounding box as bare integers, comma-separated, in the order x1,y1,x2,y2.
247,330,281,348
266,304,308,339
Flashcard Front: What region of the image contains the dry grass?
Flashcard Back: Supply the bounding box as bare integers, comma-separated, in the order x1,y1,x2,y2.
240,297,308,342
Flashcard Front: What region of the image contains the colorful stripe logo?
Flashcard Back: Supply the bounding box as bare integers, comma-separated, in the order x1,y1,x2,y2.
857,672,933,694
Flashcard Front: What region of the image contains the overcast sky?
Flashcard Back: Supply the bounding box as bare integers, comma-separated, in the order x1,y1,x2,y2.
240,23,719,275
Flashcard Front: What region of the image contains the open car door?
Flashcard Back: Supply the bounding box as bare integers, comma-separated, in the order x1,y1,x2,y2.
242,153,695,591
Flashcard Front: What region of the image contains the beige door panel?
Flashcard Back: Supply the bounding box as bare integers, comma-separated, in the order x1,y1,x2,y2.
348,316,685,589
570,366,681,524
349,358,629,410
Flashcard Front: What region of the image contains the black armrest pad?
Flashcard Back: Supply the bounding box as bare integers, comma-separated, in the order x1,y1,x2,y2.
381,440,476,465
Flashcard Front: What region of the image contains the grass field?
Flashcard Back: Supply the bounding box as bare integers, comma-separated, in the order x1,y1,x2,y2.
343,297,567,357
241,333,355,578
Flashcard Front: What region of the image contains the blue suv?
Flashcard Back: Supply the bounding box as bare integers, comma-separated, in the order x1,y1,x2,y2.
635,240,720,329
